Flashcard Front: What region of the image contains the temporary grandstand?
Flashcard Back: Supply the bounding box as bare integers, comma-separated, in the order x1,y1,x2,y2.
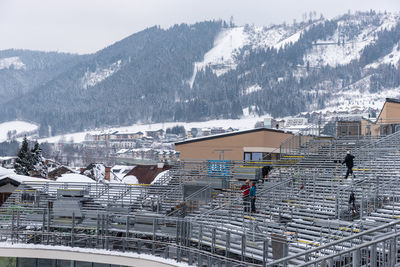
2,118,400,266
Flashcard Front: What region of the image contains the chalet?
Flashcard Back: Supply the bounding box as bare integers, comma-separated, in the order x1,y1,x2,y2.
0,157,16,168
336,117,362,137
48,165,75,180
124,164,171,184
146,129,164,139
0,167,47,206
211,127,226,135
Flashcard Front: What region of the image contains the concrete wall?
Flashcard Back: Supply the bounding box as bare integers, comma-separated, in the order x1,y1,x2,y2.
176,129,293,160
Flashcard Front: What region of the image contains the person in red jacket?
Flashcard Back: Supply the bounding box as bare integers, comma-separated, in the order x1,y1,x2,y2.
241,180,250,213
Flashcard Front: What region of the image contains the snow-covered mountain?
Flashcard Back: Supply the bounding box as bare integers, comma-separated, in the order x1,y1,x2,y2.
0,11,399,136
190,11,400,118
195,12,399,74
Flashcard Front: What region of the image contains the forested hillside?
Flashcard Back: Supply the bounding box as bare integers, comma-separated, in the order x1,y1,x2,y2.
0,50,84,104
0,11,399,136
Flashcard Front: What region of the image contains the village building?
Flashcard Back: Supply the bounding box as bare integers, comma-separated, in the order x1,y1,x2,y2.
175,128,293,161
124,164,171,184
335,98,400,137
361,98,400,136
0,156,16,169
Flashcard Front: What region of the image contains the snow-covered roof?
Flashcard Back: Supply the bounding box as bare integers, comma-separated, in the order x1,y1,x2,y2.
0,167,49,184
56,173,95,183
151,170,170,185
122,175,139,184
0,156,17,161
116,149,129,154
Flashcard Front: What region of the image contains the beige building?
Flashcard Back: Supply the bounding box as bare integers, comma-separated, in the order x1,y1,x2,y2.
362,98,400,136
175,128,293,161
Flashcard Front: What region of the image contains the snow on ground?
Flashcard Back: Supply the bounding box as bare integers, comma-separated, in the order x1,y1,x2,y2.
304,13,400,67
189,27,247,85
365,43,400,69
56,173,95,183
122,175,139,184
38,114,275,144
312,86,400,115
242,105,260,117
242,84,262,95
273,29,302,50
81,60,121,89
0,242,189,267
0,121,39,142
190,24,307,85
0,56,25,70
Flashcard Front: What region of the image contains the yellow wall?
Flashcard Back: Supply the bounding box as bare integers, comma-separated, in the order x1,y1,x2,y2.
378,102,400,123
176,130,293,160
362,101,400,136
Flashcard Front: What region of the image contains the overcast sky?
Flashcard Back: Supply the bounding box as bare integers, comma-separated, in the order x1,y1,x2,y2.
1,0,399,54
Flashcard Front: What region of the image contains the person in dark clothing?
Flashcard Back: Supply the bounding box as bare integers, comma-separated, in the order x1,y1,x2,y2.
262,166,272,182
342,151,355,179
250,182,257,213
349,191,356,216
241,180,250,212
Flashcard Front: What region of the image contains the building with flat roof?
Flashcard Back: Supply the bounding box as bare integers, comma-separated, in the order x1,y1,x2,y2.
175,128,293,161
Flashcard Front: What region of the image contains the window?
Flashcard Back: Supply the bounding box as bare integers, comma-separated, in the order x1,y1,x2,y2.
244,152,263,161
252,152,263,161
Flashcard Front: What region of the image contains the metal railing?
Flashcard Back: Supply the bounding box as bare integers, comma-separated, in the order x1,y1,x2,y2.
266,219,400,266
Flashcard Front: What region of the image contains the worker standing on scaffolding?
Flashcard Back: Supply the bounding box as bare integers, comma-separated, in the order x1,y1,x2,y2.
241,180,250,213
342,151,355,179
250,182,257,213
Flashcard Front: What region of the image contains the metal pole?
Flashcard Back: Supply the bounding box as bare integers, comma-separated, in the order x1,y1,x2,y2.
241,234,246,261
370,243,377,267
152,218,156,255
11,209,15,242
101,214,105,249
198,224,202,250
225,231,230,258
16,209,20,242
352,248,360,267
96,213,100,247
263,239,269,267
336,192,340,220
105,214,109,250
125,216,129,251
71,212,75,247
47,205,51,244
211,228,216,254
42,209,45,243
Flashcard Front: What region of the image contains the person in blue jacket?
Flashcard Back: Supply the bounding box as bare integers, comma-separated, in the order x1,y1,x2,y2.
250,182,257,213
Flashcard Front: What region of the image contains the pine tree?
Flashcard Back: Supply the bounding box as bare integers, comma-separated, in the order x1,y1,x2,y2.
31,141,48,178
31,142,41,165
14,137,33,176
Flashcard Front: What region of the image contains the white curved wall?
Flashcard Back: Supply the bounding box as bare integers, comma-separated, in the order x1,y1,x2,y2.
0,245,187,267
